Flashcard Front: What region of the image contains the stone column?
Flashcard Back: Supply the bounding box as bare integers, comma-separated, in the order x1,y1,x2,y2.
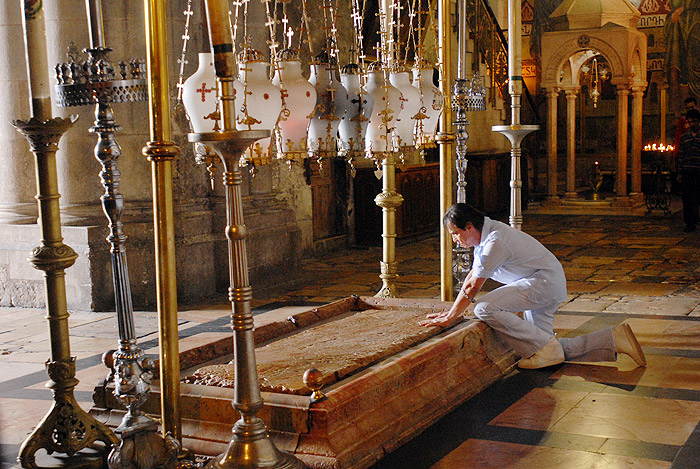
43,1,152,224
0,1,38,224
660,83,668,144
631,86,645,196
565,88,578,198
616,86,630,198
546,88,559,201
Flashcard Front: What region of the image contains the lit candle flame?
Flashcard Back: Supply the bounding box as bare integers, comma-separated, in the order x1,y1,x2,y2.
644,142,674,152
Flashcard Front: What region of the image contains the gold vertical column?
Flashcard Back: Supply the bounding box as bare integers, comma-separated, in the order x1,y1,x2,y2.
436,0,455,302
564,88,578,198
374,0,403,299
142,0,183,442
186,1,304,467
374,154,403,299
616,86,630,199
631,86,644,196
546,88,559,202
660,84,668,144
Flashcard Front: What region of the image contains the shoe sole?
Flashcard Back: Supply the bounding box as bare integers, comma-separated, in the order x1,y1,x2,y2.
517,357,564,369
621,323,647,367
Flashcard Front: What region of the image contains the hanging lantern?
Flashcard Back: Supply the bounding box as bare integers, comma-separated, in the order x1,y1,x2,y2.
337,62,372,163
365,61,403,163
467,70,487,111
389,63,422,148
272,48,317,165
181,52,220,133
307,50,346,161
236,46,283,165
412,59,443,148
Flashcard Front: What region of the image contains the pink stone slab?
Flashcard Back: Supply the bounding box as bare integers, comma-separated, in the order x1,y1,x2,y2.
91,297,517,468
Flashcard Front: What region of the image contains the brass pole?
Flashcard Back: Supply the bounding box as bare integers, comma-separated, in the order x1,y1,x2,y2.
374,0,403,299
436,0,455,301
15,2,117,466
143,0,183,442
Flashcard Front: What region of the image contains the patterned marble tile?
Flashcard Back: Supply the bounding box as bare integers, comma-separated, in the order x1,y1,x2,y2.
489,388,590,431
550,392,700,446
430,439,670,468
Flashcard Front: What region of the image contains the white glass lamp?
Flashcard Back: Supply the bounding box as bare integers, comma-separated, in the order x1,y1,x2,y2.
182,52,220,133
271,48,317,163
389,63,422,148
236,47,283,165
337,62,372,158
365,61,402,161
307,51,346,160
412,60,443,147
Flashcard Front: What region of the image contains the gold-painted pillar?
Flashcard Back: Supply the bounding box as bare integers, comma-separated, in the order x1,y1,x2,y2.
437,0,455,302
616,86,630,199
631,86,644,195
373,0,403,299
186,1,305,467
142,0,183,442
565,88,578,199
660,84,668,144
546,88,559,201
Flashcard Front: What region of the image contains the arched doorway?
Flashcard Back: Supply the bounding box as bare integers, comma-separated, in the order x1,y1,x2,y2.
539,2,648,207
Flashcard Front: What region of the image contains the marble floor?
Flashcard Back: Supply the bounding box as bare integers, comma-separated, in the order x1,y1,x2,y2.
1,209,700,468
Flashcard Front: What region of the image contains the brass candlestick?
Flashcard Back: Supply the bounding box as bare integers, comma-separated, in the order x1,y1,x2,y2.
589,162,605,201
15,1,117,466
189,1,305,467
53,1,183,465
492,0,539,230
14,116,120,469
190,131,304,469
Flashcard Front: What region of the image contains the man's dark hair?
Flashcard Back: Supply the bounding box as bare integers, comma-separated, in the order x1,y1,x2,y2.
686,108,700,121
443,203,485,231
685,97,697,105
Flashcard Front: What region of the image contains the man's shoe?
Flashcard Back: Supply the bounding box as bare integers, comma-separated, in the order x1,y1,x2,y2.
518,337,565,369
612,323,646,367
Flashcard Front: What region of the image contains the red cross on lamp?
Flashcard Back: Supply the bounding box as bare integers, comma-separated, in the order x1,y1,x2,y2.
182,52,220,132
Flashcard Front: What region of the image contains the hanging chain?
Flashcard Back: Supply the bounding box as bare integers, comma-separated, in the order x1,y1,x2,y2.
176,0,195,102
405,0,419,65
299,0,314,57
262,0,281,80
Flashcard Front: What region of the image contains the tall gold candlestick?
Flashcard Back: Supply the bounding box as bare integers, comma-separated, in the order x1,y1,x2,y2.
16,4,117,467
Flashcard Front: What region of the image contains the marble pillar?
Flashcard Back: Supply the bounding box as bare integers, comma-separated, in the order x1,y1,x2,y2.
44,1,152,224
0,1,38,224
546,88,560,201
565,88,578,198
631,86,644,196
616,86,630,198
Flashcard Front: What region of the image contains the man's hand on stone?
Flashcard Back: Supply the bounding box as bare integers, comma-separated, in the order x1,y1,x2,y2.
420,310,462,328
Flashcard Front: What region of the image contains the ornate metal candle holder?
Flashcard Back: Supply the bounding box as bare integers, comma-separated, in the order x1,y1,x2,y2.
54,41,181,467
450,73,486,292
185,0,305,466
189,130,305,469
14,115,120,468
588,161,605,201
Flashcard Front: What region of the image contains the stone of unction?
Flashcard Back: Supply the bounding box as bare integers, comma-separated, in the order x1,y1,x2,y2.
187,303,446,394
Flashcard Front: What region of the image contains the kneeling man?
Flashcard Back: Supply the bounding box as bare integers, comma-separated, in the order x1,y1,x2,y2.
421,203,645,369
